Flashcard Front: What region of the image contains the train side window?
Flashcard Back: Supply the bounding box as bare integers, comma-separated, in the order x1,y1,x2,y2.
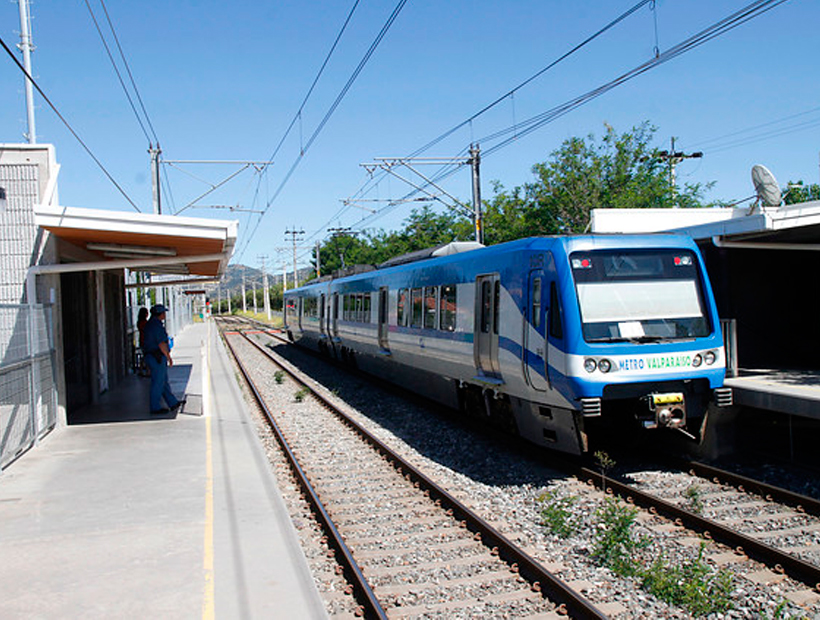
480,281,491,333
397,288,407,326
363,293,372,323
345,294,353,321
493,280,500,335
411,288,423,328
440,284,456,331
532,278,542,329
549,282,563,339
424,286,437,329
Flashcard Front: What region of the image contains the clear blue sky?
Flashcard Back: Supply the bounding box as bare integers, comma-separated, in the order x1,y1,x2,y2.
2,1,818,273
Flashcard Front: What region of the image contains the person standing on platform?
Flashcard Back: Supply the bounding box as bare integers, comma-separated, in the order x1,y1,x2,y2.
143,304,186,415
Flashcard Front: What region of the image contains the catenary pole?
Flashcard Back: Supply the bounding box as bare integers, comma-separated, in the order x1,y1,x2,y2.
18,0,36,143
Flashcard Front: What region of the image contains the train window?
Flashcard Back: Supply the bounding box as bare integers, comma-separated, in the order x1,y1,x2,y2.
363,293,372,323
480,281,491,333
411,288,423,328
424,287,437,329
354,294,362,322
440,285,456,331
493,280,500,335
397,289,408,326
549,282,563,339
572,249,709,341
532,278,542,329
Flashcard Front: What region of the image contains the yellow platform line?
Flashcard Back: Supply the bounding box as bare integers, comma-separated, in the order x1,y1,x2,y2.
202,321,215,619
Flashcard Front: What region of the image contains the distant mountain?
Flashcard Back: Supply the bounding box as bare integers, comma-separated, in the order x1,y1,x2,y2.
207,263,313,296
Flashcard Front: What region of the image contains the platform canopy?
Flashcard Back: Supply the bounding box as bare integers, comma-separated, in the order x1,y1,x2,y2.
34,205,238,278
591,199,820,250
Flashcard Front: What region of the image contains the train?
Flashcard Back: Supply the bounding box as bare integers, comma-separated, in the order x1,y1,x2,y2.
283,235,732,455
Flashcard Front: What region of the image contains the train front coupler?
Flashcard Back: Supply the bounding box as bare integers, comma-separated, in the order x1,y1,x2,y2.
640,392,699,440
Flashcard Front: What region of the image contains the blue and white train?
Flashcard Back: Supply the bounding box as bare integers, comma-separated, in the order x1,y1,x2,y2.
283,235,732,454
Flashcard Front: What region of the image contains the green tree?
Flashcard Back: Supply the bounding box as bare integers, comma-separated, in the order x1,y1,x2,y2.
482,122,713,241
784,181,820,205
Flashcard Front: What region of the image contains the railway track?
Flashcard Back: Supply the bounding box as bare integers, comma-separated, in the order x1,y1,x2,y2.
577,456,820,599
217,318,606,619
219,315,820,615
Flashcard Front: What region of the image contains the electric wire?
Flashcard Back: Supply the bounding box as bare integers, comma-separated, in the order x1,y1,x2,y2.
261,0,361,171
83,0,153,145
98,0,160,145
334,0,657,238
237,0,410,262
0,33,142,212
341,0,792,240
682,104,820,153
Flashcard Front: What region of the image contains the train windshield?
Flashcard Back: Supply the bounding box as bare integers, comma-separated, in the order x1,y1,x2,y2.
570,249,710,342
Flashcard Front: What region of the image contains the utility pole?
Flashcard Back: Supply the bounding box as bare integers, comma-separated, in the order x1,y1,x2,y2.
469,144,483,244
657,138,702,205
149,143,162,214
17,0,36,143
360,146,484,243
315,240,322,278
258,255,271,321
241,267,247,313
284,228,305,288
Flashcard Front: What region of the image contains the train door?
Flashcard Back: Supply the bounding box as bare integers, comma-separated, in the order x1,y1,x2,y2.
475,274,501,378
378,287,389,352
525,270,549,391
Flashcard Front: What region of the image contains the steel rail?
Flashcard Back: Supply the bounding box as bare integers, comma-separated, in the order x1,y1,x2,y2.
232,325,608,620
231,317,820,593
681,459,820,519
575,465,820,591
220,328,387,620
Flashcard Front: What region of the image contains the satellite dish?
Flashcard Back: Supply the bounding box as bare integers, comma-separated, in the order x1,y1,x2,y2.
751,164,782,208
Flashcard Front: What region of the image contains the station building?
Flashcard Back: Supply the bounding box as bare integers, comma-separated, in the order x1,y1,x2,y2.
0,143,237,470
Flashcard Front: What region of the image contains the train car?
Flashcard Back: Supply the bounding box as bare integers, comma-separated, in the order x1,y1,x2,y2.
283,235,732,455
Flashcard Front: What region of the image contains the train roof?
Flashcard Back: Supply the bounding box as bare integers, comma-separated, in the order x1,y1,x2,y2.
287,233,698,293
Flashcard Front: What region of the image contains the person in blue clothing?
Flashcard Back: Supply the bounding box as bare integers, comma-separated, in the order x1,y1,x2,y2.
143,304,186,415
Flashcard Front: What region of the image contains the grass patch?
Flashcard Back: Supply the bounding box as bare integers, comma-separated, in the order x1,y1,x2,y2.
537,490,577,539
640,545,733,617
590,496,734,616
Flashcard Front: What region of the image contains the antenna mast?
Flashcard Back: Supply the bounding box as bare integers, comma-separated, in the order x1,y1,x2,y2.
18,0,36,143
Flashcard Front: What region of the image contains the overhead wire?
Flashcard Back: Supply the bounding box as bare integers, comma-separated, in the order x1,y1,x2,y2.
98,0,160,145
345,0,792,236
236,0,410,262
329,0,657,239
0,33,142,212
261,0,361,171
681,104,820,153
83,0,158,146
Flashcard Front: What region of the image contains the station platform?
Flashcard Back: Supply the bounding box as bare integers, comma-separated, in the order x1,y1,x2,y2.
727,369,820,420
0,321,327,619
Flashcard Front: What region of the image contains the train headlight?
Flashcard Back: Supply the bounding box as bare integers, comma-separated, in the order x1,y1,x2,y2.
705,351,717,365
598,359,612,373
692,354,703,367
584,358,597,373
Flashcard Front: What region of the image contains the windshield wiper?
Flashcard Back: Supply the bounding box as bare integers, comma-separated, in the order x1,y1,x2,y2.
586,335,670,344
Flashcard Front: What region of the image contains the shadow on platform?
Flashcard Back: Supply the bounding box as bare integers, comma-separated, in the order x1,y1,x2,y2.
69,366,199,425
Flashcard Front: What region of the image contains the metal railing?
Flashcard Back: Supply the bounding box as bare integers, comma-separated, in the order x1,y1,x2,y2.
721,318,738,378
0,304,57,470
